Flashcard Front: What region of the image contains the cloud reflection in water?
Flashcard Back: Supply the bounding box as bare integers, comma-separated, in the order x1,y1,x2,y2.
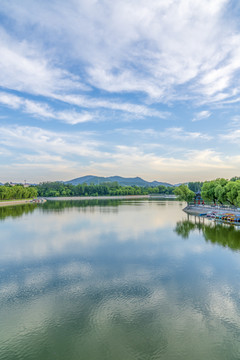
1,200,240,359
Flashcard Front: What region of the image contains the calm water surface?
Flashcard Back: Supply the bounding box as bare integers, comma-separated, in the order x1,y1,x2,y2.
1,200,240,360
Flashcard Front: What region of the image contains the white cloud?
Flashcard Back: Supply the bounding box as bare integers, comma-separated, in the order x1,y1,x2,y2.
1,1,240,182
160,127,212,141
230,115,240,126
114,127,212,141
24,100,55,119
0,91,169,124
56,94,168,119
0,92,94,125
1,0,239,104
220,130,240,143
71,145,238,183
0,125,105,159
0,27,86,97
1,124,240,182
192,111,211,122
56,111,94,125
0,92,23,109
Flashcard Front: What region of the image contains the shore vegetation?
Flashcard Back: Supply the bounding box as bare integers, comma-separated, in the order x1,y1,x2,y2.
35,181,175,197
0,184,38,201
201,178,240,206
173,178,240,206
173,184,195,204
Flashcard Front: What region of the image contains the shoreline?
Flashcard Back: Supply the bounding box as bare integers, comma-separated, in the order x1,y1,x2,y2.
0,199,34,207
0,195,175,207
183,205,240,216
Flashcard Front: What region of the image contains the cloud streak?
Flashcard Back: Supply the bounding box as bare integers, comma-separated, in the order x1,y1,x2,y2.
0,27,85,98
0,125,239,183
192,111,211,122
0,92,94,124
0,91,168,124
1,0,240,104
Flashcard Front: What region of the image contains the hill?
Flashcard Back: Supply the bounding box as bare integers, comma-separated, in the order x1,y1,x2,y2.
65,175,173,187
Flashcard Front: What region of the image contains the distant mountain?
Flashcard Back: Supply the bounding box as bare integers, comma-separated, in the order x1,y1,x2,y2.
65,175,173,187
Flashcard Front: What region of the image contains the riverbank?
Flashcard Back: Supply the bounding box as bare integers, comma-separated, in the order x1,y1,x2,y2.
0,199,34,207
0,195,174,207
183,204,240,216
0,198,46,207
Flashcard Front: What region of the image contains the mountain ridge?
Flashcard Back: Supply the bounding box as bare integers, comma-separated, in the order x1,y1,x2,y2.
65,175,173,187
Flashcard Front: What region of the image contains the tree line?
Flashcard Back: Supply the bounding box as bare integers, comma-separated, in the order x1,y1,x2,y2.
0,184,38,200
2,177,239,205
36,181,175,197
174,177,240,206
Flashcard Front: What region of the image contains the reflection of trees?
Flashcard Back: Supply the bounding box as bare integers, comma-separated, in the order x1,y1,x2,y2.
174,220,196,238
204,225,240,250
175,219,240,251
0,203,37,221
40,199,139,212
0,199,168,218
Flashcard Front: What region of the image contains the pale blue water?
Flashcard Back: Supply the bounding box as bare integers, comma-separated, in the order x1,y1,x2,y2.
1,199,240,360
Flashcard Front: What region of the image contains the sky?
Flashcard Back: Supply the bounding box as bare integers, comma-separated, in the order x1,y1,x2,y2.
0,0,240,184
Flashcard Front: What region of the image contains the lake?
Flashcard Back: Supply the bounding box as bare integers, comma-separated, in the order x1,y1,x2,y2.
1,199,240,360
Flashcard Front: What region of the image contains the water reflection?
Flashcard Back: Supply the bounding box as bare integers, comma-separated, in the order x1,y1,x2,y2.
175,218,240,251
1,201,240,359
0,200,183,263
39,198,179,213
40,199,124,213
0,203,37,221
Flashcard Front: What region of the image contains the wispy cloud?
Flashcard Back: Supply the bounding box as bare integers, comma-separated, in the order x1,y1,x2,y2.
1,1,240,182
160,127,212,141
229,115,240,126
220,130,240,143
0,26,86,98
1,0,239,104
0,92,94,124
55,94,168,119
114,127,212,141
0,91,169,124
0,125,104,159
192,110,211,122
0,125,238,183
85,146,237,183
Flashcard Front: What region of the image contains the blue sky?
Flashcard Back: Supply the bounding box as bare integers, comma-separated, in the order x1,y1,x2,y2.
0,0,240,184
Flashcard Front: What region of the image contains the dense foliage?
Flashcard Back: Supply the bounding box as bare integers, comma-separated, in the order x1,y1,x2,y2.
0,184,38,200
174,178,240,206
201,178,240,206
188,181,203,192
173,184,195,204
36,181,175,197
2,177,239,205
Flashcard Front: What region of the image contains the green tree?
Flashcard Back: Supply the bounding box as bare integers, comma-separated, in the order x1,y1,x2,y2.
225,180,240,206
201,180,219,203
28,187,38,198
213,178,228,205
188,182,203,192
0,186,8,200
174,185,195,204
